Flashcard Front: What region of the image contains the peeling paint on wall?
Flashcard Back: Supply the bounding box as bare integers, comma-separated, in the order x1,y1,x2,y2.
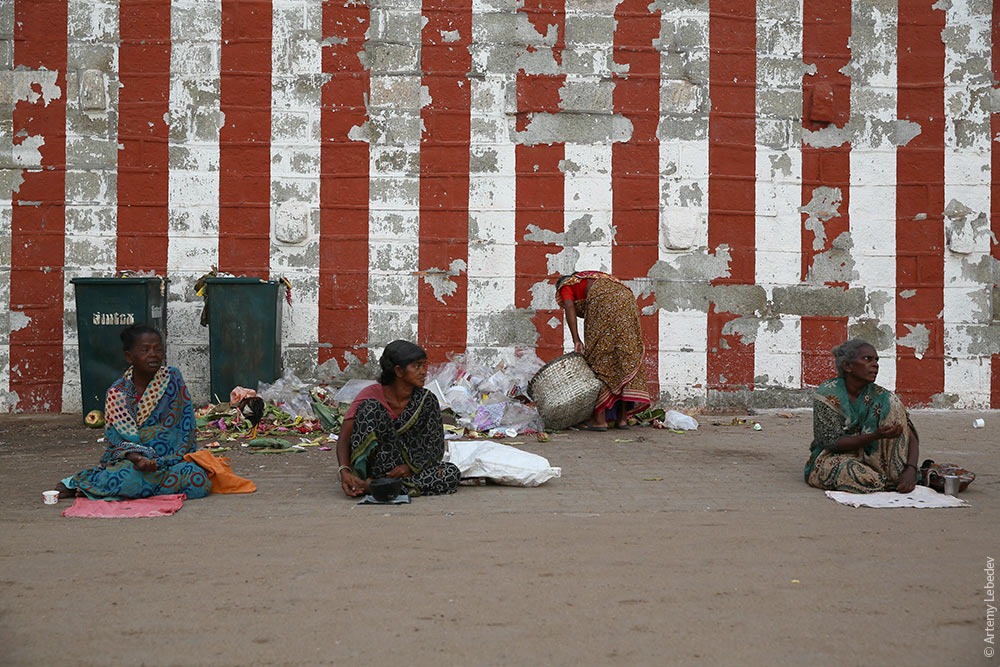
421,259,467,304
806,232,859,284
2,69,62,106
897,323,931,360
799,186,841,251
514,112,634,146
2,0,999,412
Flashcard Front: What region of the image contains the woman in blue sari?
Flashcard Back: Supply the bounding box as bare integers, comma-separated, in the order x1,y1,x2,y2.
804,338,921,494
55,325,211,500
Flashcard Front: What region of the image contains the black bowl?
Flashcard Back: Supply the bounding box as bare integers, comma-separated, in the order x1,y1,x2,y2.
369,477,402,502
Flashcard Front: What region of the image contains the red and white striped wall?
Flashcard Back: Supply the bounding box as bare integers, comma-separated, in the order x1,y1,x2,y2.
1,0,998,412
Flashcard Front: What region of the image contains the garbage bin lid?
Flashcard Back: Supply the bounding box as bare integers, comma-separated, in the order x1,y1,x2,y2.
71,277,169,285
203,277,280,285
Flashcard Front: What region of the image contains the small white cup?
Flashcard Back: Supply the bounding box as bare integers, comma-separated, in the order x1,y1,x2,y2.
973,418,985,428
42,490,59,505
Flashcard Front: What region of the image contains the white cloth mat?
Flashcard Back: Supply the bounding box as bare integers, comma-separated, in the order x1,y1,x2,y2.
825,484,967,508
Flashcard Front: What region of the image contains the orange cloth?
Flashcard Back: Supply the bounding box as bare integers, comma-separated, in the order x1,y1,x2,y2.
183,450,257,494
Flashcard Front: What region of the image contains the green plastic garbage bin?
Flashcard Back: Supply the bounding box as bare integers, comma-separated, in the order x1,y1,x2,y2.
205,278,283,403
71,277,169,417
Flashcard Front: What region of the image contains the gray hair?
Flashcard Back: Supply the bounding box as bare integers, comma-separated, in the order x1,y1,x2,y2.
831,338,873,377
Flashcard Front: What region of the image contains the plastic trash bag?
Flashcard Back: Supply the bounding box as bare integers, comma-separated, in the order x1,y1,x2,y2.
425,378,449,409
497,400,544,434
333,378,377,405
443,440,561,486
478,369,514,395
444,385,479,419
505,348,545,392
257,371,314,418
663,409,699,431
472,403,506,431
425,358,462,393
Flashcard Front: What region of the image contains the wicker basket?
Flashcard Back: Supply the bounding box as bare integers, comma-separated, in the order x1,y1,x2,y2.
527,353,603,430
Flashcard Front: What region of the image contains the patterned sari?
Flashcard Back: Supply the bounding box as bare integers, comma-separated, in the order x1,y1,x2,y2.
804,377,915,493
349,386,459,497
556,271,651,416
64,366,211,499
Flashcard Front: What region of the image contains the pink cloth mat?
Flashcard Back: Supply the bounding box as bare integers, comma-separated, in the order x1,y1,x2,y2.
61,493,186,518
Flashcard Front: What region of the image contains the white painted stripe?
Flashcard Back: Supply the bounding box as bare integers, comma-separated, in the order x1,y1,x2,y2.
366,0,422,353
848,0,898,394
942,0,993,407
166,0,221,403
564,143,613,353
271,0,323,377
0,0,15,409
62,0,121,412
657,2,709,402
467,71,516,367
754,0,802,392
565,146,613,273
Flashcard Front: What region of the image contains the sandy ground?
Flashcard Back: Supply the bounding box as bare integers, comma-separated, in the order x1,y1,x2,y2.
1,409,997,666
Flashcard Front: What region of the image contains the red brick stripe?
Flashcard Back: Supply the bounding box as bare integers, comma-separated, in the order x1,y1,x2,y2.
319,1,370,367
9,0,67,411
116,0,170,274
991,1,1000,408
896,0,945,405
515,0,565,363
219,0,272,278
612,0,660,396
800,0,851,386
707,0,756,392
418,0,472,362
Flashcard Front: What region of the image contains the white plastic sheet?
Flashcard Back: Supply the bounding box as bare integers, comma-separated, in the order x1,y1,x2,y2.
333,379,377,404
257,371,315,418
663,410,699,431
444,440,561,487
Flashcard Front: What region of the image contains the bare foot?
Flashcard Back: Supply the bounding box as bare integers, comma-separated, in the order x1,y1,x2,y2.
587,417,609,429
54,482,78,499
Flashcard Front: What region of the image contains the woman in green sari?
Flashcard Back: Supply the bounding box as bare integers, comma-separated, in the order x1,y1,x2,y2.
804,338,921,494
336,340,460,498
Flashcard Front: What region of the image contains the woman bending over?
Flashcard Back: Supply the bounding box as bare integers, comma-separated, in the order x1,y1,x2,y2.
556,271,652,430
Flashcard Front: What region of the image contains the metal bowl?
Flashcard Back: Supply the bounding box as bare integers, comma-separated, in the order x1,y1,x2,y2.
369,477,402,502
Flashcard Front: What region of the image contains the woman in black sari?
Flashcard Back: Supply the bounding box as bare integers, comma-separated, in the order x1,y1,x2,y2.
336,340,460,498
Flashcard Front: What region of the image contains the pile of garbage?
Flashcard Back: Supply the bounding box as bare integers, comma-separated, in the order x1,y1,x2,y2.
193,350,548,444
334,349,548,438
193,349,700,445
194,380,341,444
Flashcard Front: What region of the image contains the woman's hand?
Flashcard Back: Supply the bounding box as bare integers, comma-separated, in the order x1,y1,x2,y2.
574,340,585,354
126,453,158,473
875,423,903,439
896,466,917,493
385,464,413,479
339,469,369,497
